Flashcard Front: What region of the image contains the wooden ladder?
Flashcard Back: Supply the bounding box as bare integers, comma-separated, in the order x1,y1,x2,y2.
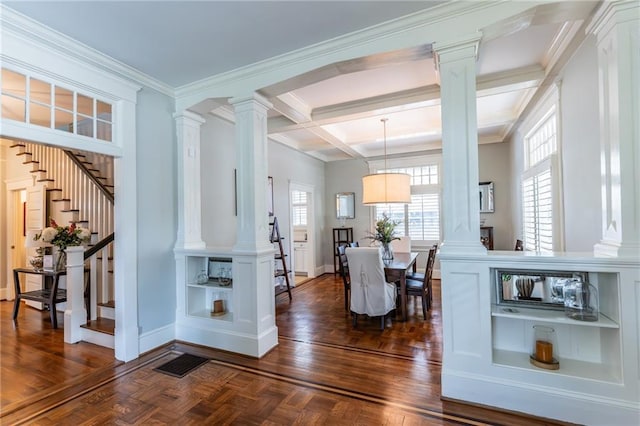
269,217,292,301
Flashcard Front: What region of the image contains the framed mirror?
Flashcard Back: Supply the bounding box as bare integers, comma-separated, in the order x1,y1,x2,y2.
336,192,355,219
479,181,494,213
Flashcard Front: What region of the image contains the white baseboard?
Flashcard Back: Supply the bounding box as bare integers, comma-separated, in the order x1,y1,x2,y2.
139,323,175,354
0,288,7,300
176,321,278,358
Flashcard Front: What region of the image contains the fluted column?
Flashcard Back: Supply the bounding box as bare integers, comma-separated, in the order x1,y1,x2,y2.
433,33,485,254
174,111,206,249
589,1,640,257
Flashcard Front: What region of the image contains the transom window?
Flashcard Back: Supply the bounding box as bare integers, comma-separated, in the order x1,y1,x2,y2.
1,67,113,142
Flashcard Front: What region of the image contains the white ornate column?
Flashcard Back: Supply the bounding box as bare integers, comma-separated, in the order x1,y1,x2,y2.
589,1,640,257
229,94,277,357
64,246,86,344
433,33,485,254
174,110,206,250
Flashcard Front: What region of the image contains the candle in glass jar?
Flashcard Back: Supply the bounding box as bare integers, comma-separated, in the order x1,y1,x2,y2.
535,340,553,362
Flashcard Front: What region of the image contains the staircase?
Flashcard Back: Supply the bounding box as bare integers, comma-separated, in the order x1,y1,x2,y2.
11,142,116,346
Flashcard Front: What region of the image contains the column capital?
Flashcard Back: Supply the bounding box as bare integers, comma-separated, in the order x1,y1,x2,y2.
229,93,273,110
433,32,482,70
173,109,206,125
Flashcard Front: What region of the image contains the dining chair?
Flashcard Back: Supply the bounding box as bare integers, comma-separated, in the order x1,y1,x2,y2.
390,236,411,253
404,245,437,318
349,241,359,247
337,245,351,311
515,239,524,251
406,243,438,281
345,247,397,330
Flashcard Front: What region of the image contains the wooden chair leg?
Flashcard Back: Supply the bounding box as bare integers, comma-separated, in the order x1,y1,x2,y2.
421,295,427,319
380,315,385,330
352,312,357,328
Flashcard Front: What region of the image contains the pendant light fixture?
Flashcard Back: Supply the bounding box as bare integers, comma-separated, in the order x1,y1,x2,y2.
362,118,411,205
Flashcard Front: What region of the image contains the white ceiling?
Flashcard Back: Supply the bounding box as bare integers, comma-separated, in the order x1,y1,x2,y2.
4,1,600,162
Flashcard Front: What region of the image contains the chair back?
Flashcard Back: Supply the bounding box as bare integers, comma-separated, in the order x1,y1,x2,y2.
423,245,437,288
346,247,396,316
349,241,359,247
337,245,350,286
390,236,411,253
515,239,524,251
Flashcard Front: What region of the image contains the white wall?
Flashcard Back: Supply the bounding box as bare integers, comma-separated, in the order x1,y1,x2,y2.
478,142,513,250
508,35,602,252
558,34,601,251
135,87,178,334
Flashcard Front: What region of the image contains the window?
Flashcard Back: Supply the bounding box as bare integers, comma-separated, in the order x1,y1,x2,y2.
291,190,307,226
372,157,441,245
522,101,561,253
1,67,113,142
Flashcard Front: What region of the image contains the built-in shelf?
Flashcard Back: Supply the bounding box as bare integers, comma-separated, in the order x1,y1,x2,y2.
189,308,234,322
491,304,619,329
492,349,622,384
187,280,233,290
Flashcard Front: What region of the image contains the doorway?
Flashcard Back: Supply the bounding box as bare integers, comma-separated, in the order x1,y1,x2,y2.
289,182,315,286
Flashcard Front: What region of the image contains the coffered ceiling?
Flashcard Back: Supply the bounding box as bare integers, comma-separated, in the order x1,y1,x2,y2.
3,1,600,162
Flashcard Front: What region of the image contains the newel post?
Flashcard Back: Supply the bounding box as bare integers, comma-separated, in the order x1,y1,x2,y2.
64,246,86,344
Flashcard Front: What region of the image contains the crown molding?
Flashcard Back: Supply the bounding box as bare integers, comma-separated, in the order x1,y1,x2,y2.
0,4,173,97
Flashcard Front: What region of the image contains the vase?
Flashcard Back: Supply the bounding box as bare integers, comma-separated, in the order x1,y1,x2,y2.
55,249,67,271
381,242,393,260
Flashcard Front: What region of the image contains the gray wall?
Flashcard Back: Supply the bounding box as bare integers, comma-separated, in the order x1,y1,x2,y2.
324,158,371,268
478,142,514,250
200,116,237,247
268,140,326,271
135,87,178,333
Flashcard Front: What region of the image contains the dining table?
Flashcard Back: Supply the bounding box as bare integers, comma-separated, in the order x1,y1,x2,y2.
383,251,419,322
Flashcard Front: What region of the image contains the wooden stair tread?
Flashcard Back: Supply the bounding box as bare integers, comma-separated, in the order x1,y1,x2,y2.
98,300,115,308
52,198,71,202
37,178,55,182
61,209,80,213
80,318,115,335
10,143,26,148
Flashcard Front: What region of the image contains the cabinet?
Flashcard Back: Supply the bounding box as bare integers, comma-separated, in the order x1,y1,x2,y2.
480,226,493,250
185,255,233,321
332,227,353,273
294,242,308,274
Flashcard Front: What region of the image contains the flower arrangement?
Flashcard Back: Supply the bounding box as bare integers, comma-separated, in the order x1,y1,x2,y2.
36,218,91,251
367,213,401,245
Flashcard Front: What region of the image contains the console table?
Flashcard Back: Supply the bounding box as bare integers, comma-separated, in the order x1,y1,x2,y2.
13,268,89,329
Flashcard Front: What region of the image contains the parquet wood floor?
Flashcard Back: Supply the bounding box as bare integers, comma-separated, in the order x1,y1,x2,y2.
1,274,571,425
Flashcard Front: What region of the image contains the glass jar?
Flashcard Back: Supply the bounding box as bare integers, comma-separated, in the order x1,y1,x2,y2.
530,325,559,369
564,279,598,321
195,269,209,284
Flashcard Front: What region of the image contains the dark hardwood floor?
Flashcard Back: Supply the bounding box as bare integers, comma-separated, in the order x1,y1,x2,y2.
0,274,570,425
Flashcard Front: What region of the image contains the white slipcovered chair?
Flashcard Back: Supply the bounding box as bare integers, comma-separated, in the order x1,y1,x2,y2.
345,247,397,329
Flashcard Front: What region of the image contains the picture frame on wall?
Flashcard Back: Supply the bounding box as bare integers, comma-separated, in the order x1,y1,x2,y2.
268,176,274,216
